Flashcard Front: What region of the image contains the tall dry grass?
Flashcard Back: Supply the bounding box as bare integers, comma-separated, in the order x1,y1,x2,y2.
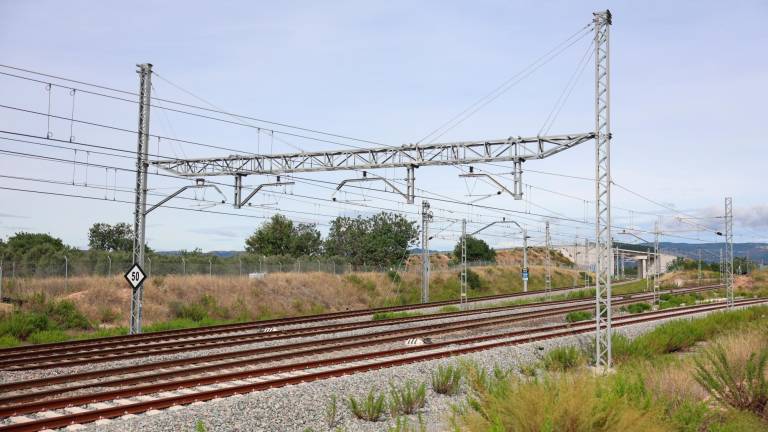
2,264,583,326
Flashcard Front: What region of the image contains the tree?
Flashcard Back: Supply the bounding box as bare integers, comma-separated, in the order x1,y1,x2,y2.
324,212,418,266
453,236,496,262
88,223,133,252
245,214,322,257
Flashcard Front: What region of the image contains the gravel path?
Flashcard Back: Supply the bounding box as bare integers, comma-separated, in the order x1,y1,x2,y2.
86,302,761,432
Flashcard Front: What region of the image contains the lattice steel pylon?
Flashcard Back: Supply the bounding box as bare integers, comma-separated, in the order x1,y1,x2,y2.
460,218,468,309
725,197,734,308
421,200,433,303
593,9,613,370
544,221,552,296
130,63,152,335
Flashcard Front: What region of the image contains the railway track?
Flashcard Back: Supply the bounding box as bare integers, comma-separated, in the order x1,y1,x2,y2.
0,284,721,370
0,279,654,361
0,297,762,432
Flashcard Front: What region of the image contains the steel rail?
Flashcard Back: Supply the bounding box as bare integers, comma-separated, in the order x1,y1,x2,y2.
0,283,598,358
0,285,718,370
0,298,763,432
0,285,722,402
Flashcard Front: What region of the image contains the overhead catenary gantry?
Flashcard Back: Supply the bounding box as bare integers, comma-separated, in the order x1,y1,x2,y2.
133,10,615,370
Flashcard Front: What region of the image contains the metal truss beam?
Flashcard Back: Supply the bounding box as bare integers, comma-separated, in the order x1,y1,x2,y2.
152,133,595,177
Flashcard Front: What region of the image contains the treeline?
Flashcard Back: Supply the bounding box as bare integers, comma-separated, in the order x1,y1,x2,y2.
0,212,421,277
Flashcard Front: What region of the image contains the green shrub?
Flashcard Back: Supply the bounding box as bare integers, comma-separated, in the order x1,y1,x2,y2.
542,346,584,371
694,343,768,416
466,269,482,290
565,310,593,323
389,381,427,415
347,389,386,421
622,302,652,314
195,420,207,432
45,300,90,329
169,301,208,322
431,364,463,395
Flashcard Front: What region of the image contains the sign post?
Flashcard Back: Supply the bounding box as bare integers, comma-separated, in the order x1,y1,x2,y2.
124,263,147,333
521,267,529,283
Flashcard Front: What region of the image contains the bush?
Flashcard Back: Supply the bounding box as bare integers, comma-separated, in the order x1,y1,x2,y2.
463,269,482,291
169,301,208,322
622,302,652,314
565,310,593,323
389,381,427,415
694,343,768,417
431,364,463,395
348,389,386,421
541,346,584,371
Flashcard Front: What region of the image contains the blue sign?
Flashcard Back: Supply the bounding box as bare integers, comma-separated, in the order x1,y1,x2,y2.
521,267,529,281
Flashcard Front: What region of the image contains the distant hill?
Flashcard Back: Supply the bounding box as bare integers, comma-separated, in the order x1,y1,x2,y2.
659,242,768,263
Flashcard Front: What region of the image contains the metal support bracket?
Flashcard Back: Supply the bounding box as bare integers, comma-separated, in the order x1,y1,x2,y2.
332,171,411,203
145,178,226,215
460,165,523,200
233,175,295,208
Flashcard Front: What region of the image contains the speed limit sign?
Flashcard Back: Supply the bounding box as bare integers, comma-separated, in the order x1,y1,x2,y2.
124,263,147,289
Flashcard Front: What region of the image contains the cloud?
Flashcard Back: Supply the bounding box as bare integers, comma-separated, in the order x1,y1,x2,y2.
0,213,28,219
186,226,252,239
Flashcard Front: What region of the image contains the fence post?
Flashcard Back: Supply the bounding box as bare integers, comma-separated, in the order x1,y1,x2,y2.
107,254,112,277
0,259,3,302
181,257,186,275
147,257,152,278
239,257,242,277
64,255,68,290
209,258,212,277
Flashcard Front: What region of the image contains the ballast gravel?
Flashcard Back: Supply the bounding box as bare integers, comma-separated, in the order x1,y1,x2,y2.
87,304,759,432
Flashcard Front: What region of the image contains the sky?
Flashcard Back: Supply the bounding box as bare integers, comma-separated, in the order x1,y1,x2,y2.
0,0,766,252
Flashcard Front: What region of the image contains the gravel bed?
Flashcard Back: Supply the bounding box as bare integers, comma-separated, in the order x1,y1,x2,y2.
86,302,764,432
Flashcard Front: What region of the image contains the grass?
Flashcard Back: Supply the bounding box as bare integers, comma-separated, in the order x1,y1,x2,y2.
541,346,584,371
372,311,423,321
388,415,426,432
565,310,593,323
694,342,768,418
431,364,463,395
453,305,768,432
325,394,339,429
622,302,652,314
347,389,387,421
388,381,427,415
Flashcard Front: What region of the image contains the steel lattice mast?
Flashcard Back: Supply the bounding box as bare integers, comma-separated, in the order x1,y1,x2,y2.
725,197,734,307
421,200,432,303
130,63,152,335
593,10,613,369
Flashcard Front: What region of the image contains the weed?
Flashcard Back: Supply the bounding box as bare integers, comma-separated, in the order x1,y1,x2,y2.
431,364,463,395
565,310,593,323
347,389,386,421
372,311,422,321
438,305,460,314
621,302,652,314
325,394,339,428
0,334,21,348
388,414,426,432
694,343,768,417
541,346,584,371
195,420,207,432
389,381,427,415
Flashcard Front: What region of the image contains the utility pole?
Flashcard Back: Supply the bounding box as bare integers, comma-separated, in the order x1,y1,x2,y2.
130,63,152,335
544,221,552,296
593,9,613,370
421,200,432,303
697,249,702,283
653,219,660,307
460,218,468,309
584,238,589,287
573,236,578,288
522,228,529,292
725,197,734,307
